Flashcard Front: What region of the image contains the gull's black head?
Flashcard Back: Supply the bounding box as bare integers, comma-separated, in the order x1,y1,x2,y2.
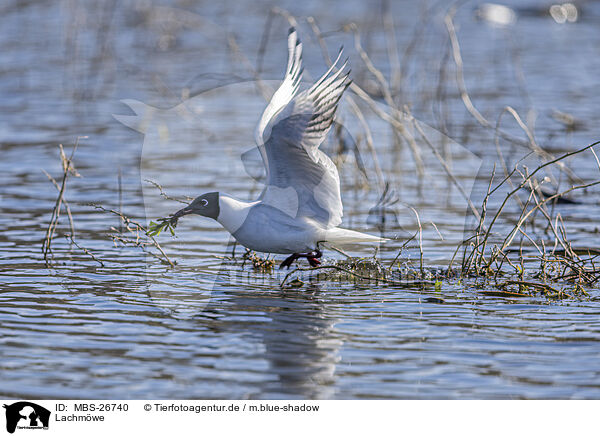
173,192,220,220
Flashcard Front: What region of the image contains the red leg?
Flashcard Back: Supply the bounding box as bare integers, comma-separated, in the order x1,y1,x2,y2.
306,249,323,267
306,256,321,267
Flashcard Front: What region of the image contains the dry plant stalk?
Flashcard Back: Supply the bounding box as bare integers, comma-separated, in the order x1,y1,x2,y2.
91,204,175,267
42,137,85,264
444,7,581,185
459,140,600,291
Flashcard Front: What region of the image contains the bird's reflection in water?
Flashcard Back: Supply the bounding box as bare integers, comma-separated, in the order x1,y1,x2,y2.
258,286,340,399
211,274,342,399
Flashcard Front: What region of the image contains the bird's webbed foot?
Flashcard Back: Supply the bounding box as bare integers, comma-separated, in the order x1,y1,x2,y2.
279,249,323,269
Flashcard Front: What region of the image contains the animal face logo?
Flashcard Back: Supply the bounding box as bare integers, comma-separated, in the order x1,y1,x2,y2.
3,402,50,434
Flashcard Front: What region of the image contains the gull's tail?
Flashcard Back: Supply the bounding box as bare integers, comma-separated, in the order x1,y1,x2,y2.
324,227,386,246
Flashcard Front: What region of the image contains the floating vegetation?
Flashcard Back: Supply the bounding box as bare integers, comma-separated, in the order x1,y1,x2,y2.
242,249,276,272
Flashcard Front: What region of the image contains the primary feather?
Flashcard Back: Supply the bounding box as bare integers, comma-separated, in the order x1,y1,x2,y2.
256,28,351,229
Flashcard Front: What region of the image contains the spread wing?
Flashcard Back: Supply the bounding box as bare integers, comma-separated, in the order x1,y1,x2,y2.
259,47,351,229
255,27,303,147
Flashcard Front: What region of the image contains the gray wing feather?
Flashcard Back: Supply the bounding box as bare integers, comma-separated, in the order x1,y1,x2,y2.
261,48,351,228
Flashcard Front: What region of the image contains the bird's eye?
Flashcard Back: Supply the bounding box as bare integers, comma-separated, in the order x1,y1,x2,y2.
201,199,208,206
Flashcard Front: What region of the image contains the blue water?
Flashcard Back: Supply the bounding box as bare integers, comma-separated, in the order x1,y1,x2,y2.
1,0,600,399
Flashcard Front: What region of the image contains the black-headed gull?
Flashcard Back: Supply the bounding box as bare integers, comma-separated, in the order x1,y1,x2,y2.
171,28,383,268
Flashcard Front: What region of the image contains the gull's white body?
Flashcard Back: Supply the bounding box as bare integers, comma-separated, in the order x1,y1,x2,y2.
217,194,380,254
215,28,383,254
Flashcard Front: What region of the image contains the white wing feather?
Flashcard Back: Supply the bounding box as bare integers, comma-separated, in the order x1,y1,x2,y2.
254,27,303,148
258,41,351,228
